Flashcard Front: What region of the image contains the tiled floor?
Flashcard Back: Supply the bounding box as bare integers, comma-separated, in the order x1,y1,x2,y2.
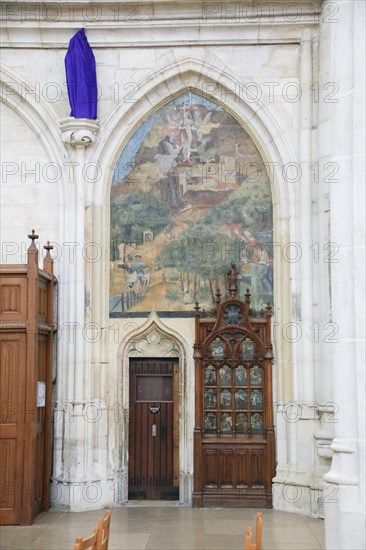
0,504,325,550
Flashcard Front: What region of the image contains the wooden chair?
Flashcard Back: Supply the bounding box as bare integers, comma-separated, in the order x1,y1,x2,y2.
95,510,112,550
74,529,98,550
245,512,262,550
255,512,262,550
245,525,253,550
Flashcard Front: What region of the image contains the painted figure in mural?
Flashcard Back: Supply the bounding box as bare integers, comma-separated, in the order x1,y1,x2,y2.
180,105,196,162
64,29,97,119
240,229,273,293
163,111,181,145
120,255,150,292
154,135,182,174
195,111,220,140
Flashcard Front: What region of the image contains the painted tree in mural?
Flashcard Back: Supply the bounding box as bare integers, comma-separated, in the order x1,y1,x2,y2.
156,230,236,303
111,192,172,244
109,92,273,315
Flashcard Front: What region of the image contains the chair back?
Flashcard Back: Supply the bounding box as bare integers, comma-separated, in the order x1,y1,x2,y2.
96,510,112,550
73,529,98,550
245,526,253,550
244,512,263,550
255,512,262,550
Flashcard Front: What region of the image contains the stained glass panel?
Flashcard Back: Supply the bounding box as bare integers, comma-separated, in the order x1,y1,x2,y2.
234,366,247,386
242,339,254,360
220,413,233,433
220,389,232,410
236,413,248,434
250,390,263,410
235,389,247,410
250,412,263,434
250,365,263,386
204,365,216,386
204,389,217,410
219,365,231,386
211,338,225,359
204,413,216,432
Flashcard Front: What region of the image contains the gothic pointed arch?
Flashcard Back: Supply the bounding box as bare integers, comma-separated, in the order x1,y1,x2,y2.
109,90,274,317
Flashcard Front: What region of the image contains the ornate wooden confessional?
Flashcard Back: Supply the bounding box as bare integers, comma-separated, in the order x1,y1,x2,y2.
193,263,275,507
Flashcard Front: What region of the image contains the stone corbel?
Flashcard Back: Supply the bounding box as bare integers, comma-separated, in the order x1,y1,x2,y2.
314,404,335,459
60,117,99,148
323,438,358,485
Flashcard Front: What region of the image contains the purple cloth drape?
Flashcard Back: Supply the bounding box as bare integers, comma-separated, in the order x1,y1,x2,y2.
65,29,97,119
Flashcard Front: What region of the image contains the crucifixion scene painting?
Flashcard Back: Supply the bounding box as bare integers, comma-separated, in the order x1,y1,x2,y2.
109,92,273,315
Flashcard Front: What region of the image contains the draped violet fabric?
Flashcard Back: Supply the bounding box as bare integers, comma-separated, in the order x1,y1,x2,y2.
65,29,97,119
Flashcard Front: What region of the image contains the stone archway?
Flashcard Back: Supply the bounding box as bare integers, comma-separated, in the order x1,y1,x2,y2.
92,59,295,406
115,311,193,504
90,58,299,511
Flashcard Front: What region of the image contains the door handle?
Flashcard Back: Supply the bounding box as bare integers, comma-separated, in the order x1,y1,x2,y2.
152,424,157,437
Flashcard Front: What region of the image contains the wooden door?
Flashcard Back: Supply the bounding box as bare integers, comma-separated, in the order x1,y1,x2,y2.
0,233,56,525
0,334,26,525
128,359,179,500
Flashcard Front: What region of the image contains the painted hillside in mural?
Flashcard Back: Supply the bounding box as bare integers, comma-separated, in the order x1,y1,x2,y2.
110,92,273,316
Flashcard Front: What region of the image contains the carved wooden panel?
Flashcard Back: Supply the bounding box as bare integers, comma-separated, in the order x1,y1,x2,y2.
193,263,275,507
235,450,250,488
203,449,218,489
219,449,234,488
38,282,48,320
251,449,265,486
0,278,27,321
0,336,26,525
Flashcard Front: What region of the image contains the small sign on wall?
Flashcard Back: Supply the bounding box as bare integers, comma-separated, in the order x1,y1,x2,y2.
37,381,46,407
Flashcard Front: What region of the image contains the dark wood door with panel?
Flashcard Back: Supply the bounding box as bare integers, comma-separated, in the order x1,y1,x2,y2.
193,263,275,507
128,359,179,500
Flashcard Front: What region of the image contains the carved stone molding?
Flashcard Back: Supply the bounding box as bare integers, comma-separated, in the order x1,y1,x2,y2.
128,326,180,358
60,117,99,148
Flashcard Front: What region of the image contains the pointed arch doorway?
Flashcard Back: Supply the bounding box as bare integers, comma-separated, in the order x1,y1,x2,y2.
118,313,192,504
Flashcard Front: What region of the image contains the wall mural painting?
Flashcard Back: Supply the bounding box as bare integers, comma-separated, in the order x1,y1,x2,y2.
110,92,273,317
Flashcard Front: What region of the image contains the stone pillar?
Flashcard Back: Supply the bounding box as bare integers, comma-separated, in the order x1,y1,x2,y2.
321,2,365,548
52,118,100,510
273,27,319,516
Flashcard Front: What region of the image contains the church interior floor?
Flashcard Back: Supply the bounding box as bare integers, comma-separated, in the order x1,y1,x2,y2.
0,506,325,550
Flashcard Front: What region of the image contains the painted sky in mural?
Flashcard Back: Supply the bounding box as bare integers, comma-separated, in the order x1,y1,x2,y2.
110,92,273,316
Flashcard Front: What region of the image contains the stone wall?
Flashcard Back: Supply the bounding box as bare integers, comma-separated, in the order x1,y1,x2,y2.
1,2,364,547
